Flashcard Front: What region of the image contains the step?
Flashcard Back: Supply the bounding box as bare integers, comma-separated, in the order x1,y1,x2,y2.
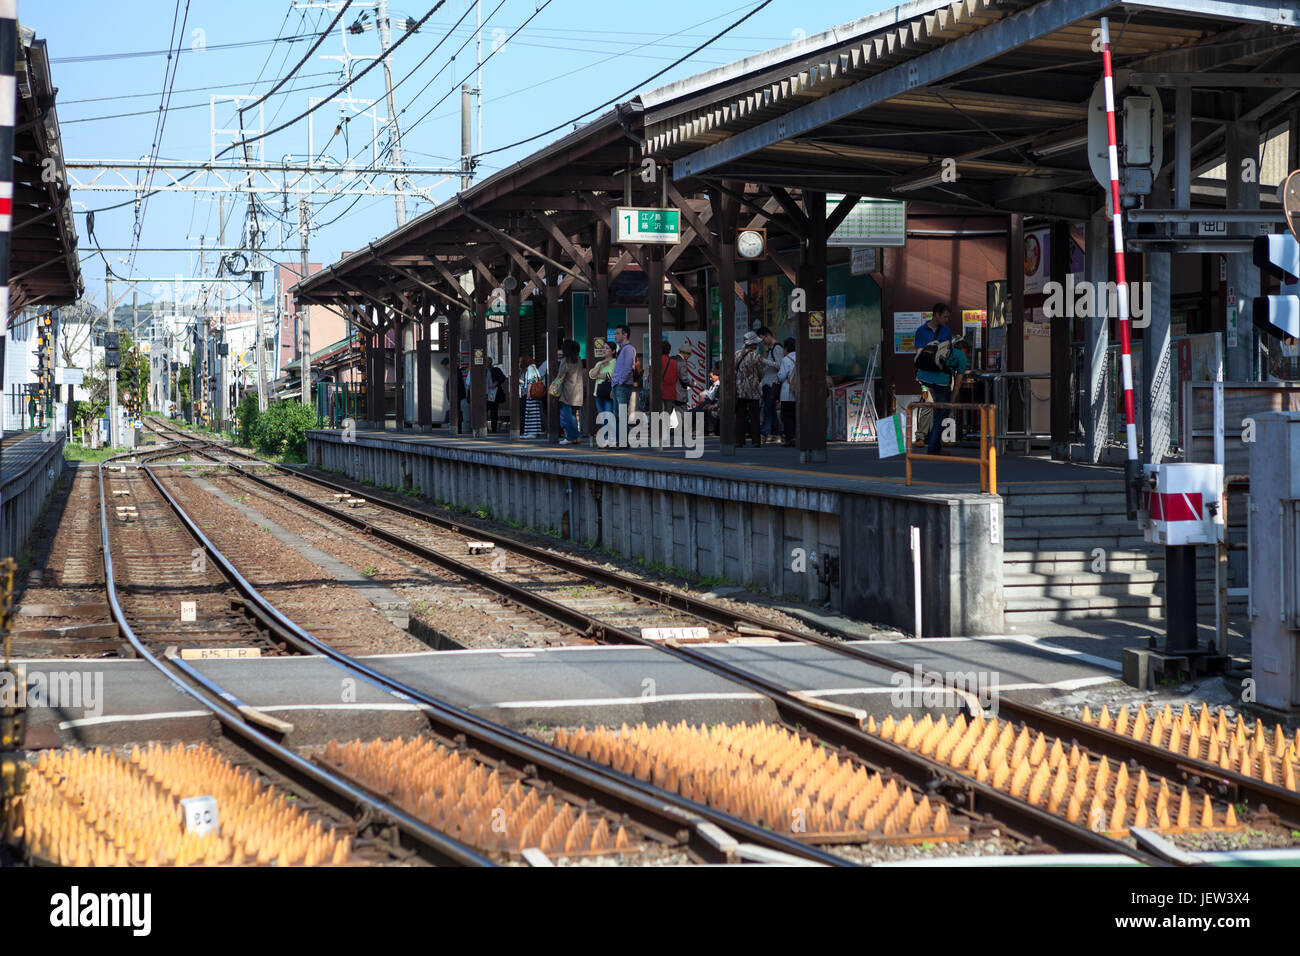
1004,593,1165,622
1002,550,1219,574
1003,570,1161,601
999,489,1129,507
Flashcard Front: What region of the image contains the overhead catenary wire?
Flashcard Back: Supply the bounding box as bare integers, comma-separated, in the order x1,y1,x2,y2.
129,0,192,271
80,3,442,219
238,1,352,116
474,0,774,160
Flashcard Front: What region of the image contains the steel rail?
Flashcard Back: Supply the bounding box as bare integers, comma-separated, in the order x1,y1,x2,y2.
97,451,494,867
140,430,852,865
186,431,1300,831
151,424,1164,863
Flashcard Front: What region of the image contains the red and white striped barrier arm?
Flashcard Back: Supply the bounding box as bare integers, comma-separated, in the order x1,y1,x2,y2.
1099,16,1142,515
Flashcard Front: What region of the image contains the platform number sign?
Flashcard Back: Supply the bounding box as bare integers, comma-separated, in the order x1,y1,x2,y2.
181,795,219,836
612,207,680,244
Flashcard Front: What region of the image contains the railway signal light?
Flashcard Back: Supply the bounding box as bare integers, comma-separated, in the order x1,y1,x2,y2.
1252,233,1300,341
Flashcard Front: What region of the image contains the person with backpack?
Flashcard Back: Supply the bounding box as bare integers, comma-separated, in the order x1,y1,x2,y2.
518,354,544,439
735,330,764,448
589,339,617,424
777,337,797,447
758,326,785,443
914,303,954,455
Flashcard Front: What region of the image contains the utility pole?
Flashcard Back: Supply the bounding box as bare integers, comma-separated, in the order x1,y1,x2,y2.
376,0,407,226
475,0,483,176
217,195,227,427
461,84,472,190
299,198,312,406
106,271,118,446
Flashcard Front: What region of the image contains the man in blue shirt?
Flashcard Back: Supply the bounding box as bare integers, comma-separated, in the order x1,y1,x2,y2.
914,303,953,455
609,324,635,444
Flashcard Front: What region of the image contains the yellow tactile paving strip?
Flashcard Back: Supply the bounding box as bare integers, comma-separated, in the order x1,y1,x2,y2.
321,737,638,857
8,744,352,866
1078,703,1300,790
553,721,964,843
867,712,1244,837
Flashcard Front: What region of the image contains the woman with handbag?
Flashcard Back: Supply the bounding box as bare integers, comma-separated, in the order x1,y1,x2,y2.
553,340,585,444
589,340,617,423
519,354,544,439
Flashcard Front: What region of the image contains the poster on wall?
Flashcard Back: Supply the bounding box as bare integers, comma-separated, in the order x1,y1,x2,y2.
892,311,929,353
662,330,710,406
827,294,847,343
850,247,877,275
1023,226,1051,295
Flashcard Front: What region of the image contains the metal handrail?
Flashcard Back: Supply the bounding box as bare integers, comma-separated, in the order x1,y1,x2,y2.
903,401,997,493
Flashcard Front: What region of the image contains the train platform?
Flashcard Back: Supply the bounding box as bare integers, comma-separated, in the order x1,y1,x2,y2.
327,424,1127,496
12,634,1122,748
308,426,1170,640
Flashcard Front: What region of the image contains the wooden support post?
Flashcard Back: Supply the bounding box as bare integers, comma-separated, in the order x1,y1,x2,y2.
592,219,611,441
470,285,488,436
1049,219,1072,459
546,253,561,444
507,281,521,439
1006,213,1025,434
648,244,665,426
796,190,828,463
716,184,739,455
447,302,462,434
417,305,432,431
394,315,407,431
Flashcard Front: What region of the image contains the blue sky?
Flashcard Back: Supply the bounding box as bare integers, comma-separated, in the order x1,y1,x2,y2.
36,0,894,311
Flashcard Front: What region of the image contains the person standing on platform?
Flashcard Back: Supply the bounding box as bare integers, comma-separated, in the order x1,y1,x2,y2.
674,341,694,414
556,340,584,445
735,330,764,448
630,353,645,417
777,337,797,447
519,354,544,439
659,339,680,421
610,324,635,446
758,327,785,443
487,362,507,433
589,339,616,424
914,303,954,455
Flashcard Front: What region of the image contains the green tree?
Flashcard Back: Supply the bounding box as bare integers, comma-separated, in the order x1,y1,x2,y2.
236,391,260,447
254,401,318,460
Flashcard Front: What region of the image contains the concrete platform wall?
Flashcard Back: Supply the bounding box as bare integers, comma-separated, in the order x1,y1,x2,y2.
308,431,1004,635
2,433,66,562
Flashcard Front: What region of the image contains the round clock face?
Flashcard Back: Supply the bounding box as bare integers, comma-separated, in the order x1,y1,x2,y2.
737,230,764,259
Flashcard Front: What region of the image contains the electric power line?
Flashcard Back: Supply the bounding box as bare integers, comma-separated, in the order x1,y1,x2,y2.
475,0,775,159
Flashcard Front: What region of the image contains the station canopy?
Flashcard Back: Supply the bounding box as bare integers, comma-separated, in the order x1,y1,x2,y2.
295,0,1300,313
643,0,1299,220
9,24,82,315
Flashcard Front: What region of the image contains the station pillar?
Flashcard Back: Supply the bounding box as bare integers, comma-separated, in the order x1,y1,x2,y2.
417,310,432,432
470,287,488,437
795,190,827,464
507,282,521,440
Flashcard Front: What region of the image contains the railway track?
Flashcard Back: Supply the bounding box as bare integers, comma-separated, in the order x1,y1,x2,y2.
146,421,1205,863
162,426,1300,845
80,448,494,867
100,433,866,865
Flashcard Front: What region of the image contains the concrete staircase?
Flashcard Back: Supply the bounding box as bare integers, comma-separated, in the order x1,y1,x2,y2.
1001,481,1241,624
